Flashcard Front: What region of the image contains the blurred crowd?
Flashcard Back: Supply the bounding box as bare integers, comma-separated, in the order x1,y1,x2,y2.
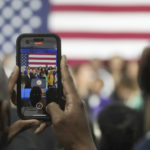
70,56,144,147
72,56,143,110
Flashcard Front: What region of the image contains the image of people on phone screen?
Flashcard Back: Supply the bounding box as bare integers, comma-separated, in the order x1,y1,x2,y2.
20,48,58,117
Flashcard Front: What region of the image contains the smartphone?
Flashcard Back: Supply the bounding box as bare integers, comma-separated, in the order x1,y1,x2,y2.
16,33,63,120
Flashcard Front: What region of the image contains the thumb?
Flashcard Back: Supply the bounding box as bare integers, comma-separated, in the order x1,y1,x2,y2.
46,102,64,125
8,120,40,141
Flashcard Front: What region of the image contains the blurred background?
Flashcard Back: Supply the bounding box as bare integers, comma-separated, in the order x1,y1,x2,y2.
1,0,150,149
1,0,150,74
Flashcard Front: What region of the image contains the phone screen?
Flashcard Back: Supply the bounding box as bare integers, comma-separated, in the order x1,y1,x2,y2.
19,36,59,118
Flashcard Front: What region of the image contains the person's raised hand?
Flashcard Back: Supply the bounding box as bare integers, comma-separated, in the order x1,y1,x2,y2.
46,55,96,150
7,66,40,142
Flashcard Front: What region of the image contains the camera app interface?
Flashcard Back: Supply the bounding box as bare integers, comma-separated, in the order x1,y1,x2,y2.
20,37,58,117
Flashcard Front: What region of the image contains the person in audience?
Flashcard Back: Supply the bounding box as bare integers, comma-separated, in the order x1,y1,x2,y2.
73,63,95,99
85,77,110,146
30,86,42,107
124,61,144,110
32,69,37,78
108,56,125,88
87,78,109,122
24,69,32,88
125,61,139,83
46,88,58,105
90,59,115,97
98,103,143,150
134,46,150,150
111,77,143,110
47,68,55,88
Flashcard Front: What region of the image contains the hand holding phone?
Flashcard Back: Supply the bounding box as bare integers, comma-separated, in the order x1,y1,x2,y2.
45,56,96,150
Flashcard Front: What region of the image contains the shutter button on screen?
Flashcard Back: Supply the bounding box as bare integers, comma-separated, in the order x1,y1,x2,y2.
36,102,43,110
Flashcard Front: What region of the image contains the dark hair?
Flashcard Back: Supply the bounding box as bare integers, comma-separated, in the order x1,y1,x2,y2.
46,88,58,105
30,86,42,107
138,47,150,99
98,103,143,150
117,77,136,90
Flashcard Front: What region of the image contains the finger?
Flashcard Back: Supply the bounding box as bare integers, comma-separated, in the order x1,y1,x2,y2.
61,55,79,101
46,102,64,125
34,122,51,134
11,90,17,105
8,119,40,141
8,66,19,95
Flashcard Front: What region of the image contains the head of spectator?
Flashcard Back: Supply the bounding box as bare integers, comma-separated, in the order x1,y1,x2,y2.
50,70,53,74
32,69,36,75
90,78,104,95
49,67,53,70
30,86,42,107
98,103,142,150
109,56,124,73
138,46,150,132
108,56,125,86
138,46,150,99
46,88,58,105
40,71,45,78
90,58,102,73
125,61,139,82
48,70,50,74
116,77,137,102
30,69,33,74
74,63,95,98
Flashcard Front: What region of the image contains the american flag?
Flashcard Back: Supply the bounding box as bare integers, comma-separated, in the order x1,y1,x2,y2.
50,0,150,61
21,52,56,69
1,0,150,62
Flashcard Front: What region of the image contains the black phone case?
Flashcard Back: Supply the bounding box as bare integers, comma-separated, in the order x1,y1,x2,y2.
16,33,63,120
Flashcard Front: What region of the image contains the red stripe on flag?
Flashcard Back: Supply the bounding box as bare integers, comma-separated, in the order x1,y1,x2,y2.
67,59,139,66
52,5,150,12
29,57,56,60
68,59,89,66
29,62,56,65
56,32,150,39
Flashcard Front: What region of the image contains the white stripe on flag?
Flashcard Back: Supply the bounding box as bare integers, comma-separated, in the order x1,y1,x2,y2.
51,0,150,5
29,60,56,63
49,12,150,32
29,64,56,68
29,55,56,58
61,39,149,59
